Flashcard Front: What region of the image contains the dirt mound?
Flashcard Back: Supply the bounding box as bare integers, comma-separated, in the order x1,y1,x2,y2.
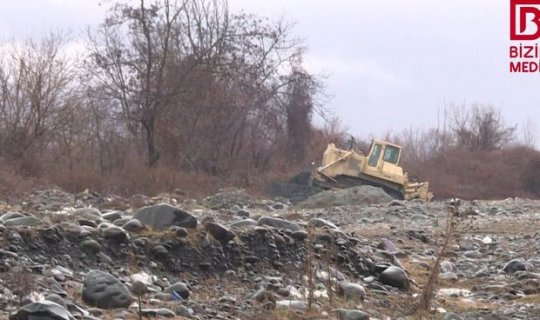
296,185,392,208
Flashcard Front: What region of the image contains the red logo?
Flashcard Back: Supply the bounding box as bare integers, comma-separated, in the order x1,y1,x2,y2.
511,0,540,40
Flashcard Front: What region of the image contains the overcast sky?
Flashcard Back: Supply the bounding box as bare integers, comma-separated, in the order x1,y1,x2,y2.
0,0,537,142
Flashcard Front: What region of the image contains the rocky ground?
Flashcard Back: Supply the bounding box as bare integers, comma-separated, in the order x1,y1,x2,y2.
0,186,539,319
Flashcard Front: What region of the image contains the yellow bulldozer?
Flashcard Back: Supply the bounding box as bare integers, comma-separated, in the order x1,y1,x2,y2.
309,139,433,201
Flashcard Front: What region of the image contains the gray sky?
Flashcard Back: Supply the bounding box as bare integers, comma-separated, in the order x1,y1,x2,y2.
0,0,537,142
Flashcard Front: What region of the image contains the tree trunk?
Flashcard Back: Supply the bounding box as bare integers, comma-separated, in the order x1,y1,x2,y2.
142,117,160,167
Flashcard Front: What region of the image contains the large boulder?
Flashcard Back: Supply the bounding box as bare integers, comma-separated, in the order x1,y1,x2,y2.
10,301,71,320
379,266,410,290
82,270,133,309
503,259,527,274
133,204,197,230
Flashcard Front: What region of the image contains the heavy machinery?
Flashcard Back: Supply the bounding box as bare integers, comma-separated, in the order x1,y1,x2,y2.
310,139,433,201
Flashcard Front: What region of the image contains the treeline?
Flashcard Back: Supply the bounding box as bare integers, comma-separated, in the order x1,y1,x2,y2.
0,1,538,200
0,0,338,197
374,105,540,199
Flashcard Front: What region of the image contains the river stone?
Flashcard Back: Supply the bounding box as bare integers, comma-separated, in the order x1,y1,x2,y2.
377,239,399,253
0,211,24,222
257,216,301,231
230,219,257,229
205,222,235,244
82,270,134,309
122,219,145,232
338,282,366,301
134,204,198,229
102,211,122,222
336,308,370,320
74,208,102,222
102,226,129,242
164,281,190,299
379,266,409,290
4,216,45,227
309,218,339,229
503,259,527,274
11,301,71,320
141,308,176,317
440,260,454,273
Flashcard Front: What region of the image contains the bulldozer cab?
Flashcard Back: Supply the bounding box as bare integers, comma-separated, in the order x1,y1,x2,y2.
367,140,402,169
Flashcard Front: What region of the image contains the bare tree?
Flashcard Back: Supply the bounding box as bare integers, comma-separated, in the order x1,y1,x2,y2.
451,104,516,151
87,0,187,167
0,33,75,170
521,118,537,148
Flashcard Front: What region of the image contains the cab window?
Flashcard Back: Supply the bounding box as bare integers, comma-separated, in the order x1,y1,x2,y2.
368,144,382,167
383,145,400,164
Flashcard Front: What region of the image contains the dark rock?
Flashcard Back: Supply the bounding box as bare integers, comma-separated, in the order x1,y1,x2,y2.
134,204,198,229
257,216,301,231
291,230,309,240
122,219,144,232
379,266,409,290
152,244,168,258
236,209,250,218
41,225,63,243
82,270,134,309
80,239,101,255
141,308,176,317
205,222,235,244
10,301,71,320
102,211,122,222
164,281,190,299
102,226,129,242
170,226,188,237
503,259,527,274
